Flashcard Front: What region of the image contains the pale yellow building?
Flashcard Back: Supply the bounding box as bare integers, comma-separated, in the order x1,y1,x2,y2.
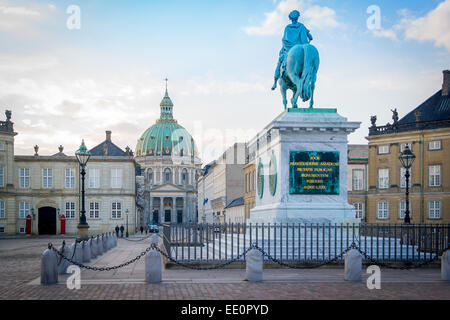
366,70,450,223
0,113,136,236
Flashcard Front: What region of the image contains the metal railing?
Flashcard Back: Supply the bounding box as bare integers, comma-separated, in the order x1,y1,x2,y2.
165,223,450,263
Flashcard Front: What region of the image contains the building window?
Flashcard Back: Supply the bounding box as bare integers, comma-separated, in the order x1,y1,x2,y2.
42,168,53,188
428,200,441,219
400,167,412,188
378,145,389,154
111,202,122,219
65,168,75,189
89,202,100,219
182,168,188,185
0,200,5,219
428,140,441,150
377,201,389,220
111,168,122,188
18,226,25,233
354,202,364,219
65,202,76,219
19,168,30,188
352,169,364,191
164,168,172,183
148,169,153,184
378,168,389,189
19,202,29,219
0,225,4,233
0,166,3,187
88,168,100,189
399,142,412,152
399,200,409,219
428,165,441,187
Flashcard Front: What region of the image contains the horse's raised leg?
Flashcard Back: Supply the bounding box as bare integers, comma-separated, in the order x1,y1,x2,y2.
288,72,301,108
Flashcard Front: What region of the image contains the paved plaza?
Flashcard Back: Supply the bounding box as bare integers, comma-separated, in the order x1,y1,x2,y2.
0,235,449,300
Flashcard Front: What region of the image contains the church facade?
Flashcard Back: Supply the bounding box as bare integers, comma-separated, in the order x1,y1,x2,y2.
135,88,202,226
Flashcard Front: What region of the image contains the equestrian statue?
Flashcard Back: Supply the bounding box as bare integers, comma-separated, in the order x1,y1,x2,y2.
271,10,319,109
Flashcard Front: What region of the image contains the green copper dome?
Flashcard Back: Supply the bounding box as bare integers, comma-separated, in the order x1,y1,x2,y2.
135,89,197,157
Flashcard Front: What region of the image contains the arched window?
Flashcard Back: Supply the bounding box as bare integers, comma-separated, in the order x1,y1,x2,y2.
164,168,172,183
148,169,153,184
182,168,188,185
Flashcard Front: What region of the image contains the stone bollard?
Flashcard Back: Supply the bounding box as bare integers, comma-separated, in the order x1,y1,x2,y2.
41,246,58,285
57,242,72,274
442,250,450,281
145,250,162,283
70,242,83,265
89,237,97,259
108,233,114,249
97,235,103,256
151,234,159,247
246,248,263,282
102,234,108,252
344,249,362,281
82,240,91,263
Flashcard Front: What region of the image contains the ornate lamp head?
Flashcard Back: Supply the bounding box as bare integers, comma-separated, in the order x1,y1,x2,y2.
399,145,415,169
75,139,91,166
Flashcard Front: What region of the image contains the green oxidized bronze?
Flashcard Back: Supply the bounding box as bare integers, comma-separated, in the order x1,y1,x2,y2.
257,159,264,199
269,151,277,196
289,151,340,195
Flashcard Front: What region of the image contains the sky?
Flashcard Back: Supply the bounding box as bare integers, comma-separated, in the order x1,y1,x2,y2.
0,0,449,164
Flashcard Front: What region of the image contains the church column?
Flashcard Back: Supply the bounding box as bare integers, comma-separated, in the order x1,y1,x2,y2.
172,197,177,223
160,197,164,223
149,196,153,224
183,196,187,222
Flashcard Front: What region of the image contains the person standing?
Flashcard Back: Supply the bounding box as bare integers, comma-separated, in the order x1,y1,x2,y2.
115,225,120,237
140,225,144,234
120,225,124,238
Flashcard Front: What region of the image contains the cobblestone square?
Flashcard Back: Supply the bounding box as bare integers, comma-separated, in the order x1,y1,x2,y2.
0,235,449,300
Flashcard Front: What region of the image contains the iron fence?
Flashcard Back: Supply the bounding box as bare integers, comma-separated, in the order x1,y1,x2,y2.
164,223,450,263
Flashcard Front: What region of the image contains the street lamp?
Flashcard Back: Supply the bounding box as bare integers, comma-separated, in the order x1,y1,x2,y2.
399,144,416,224
75,139,91,241
125,209,129,238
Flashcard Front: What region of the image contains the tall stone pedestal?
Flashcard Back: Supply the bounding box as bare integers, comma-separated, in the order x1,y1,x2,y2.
248,108,361,224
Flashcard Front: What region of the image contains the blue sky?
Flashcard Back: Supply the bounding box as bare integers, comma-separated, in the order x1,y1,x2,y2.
0,0,449,163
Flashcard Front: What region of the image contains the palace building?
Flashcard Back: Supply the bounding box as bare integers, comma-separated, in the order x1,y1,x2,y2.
134,87,202,225
366,70,450,223
0,111,136,235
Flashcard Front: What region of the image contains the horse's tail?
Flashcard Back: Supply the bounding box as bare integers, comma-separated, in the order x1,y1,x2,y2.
300,44,319,102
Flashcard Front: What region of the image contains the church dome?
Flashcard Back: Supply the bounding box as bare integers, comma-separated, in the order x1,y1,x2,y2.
135,88,197,157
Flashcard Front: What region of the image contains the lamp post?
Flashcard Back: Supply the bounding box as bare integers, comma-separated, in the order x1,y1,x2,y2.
399,145,416,224
75,140,91,241
126,209,129,238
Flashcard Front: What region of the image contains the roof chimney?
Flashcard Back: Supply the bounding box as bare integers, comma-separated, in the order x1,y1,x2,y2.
443,70,450,96
106,130,112,141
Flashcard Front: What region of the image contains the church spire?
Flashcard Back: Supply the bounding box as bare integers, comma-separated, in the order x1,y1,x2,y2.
158,78,175,122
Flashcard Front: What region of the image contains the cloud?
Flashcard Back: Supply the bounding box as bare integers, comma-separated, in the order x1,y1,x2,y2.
371,0,450,51
243,0,338,36
0,0,54,31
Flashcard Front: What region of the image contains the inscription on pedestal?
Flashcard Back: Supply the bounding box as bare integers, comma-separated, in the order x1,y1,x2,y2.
289,151,339,195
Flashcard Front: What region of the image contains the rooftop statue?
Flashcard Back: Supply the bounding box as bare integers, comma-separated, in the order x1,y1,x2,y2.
272,10,319,109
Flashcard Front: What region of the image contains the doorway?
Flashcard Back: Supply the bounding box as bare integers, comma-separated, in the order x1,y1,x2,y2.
38,207,56,235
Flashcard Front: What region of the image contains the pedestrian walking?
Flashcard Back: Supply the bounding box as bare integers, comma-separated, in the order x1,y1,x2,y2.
115,225,120,237
140,225,144,234
120,225,124,238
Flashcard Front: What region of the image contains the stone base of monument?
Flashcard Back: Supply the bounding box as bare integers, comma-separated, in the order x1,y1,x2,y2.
248,107,361,225
248,202,359,224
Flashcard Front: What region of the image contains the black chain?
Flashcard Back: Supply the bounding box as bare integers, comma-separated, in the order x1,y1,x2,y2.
152,244,256,270
355,245,447,270
48,243,153,271
250,243,354,269
122,234,154,242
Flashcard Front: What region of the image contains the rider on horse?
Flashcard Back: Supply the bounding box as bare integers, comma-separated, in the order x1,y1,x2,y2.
271,10,313,91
